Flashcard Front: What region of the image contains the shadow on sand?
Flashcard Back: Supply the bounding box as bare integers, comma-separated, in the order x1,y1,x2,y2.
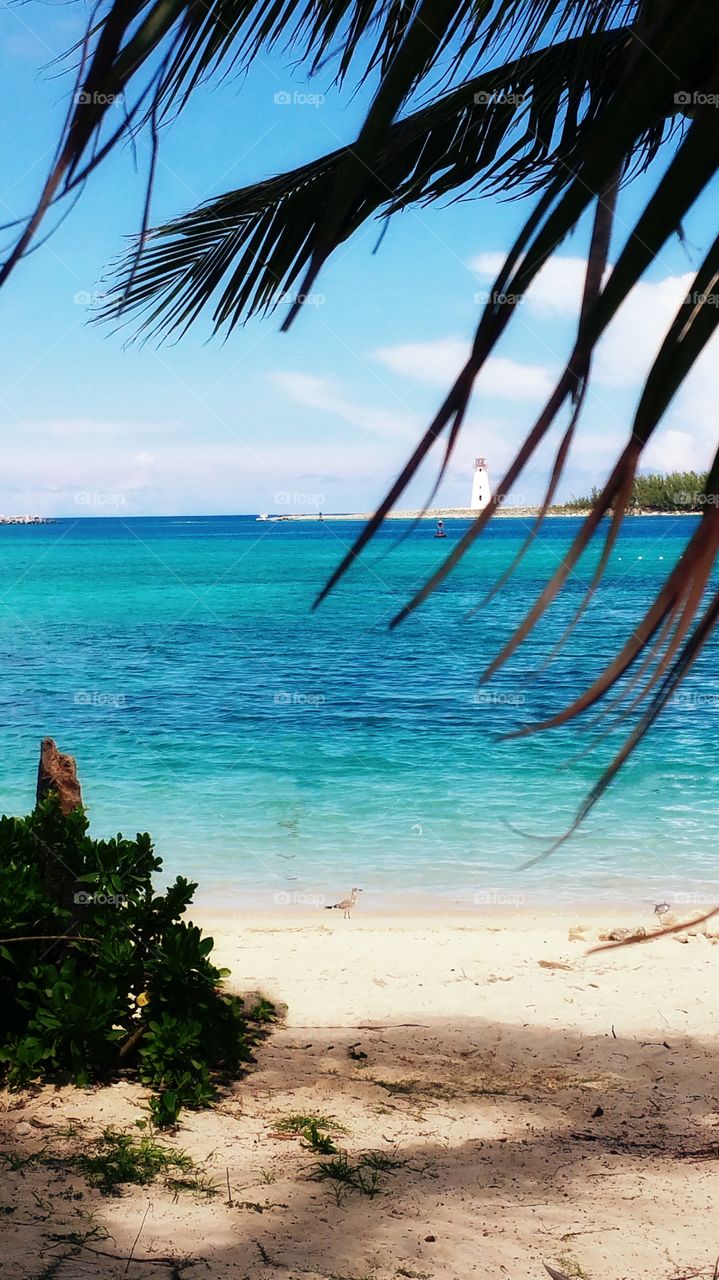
2,1009,719,1280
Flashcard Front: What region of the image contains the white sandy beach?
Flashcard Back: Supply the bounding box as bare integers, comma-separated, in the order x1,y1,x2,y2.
3,907,719,1280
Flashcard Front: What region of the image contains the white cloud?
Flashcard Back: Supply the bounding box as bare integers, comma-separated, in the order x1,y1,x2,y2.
471,251,594,316
594,275,697,387
642,429,700,473
469,250,719,475
271,371,417,440
0,416,413,515
372,338,554,399
469,251,702,387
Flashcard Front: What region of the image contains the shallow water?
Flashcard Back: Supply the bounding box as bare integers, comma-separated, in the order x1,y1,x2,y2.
2,514,718,910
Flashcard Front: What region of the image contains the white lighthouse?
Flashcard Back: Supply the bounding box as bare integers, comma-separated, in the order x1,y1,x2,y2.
470,457,491,511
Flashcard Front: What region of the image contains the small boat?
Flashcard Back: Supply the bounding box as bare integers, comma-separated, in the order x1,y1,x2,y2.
256,513,269,522
434,518,447,539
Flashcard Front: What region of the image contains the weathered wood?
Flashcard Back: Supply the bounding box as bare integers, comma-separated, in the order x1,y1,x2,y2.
36,737,83,815
35,737,84,914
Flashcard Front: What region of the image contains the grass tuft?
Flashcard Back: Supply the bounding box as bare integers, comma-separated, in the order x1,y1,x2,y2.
275,1112,347,1151
0,1148,45,1172
246,996,277,1024
312,1148,406,1200
275,1112,344,1133
76,1127,194,1194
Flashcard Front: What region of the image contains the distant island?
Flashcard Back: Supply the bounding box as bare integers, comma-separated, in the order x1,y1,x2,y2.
265,470,709,522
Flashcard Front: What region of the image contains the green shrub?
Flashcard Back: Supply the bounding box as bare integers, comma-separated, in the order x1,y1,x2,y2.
0,796,273,1123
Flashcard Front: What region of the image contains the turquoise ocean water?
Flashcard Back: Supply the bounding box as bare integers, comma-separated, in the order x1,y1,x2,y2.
2,514,718,911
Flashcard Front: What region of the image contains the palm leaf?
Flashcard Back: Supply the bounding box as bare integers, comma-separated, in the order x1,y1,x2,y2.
2,0,641,284
99,26,666,339
315,1,719,840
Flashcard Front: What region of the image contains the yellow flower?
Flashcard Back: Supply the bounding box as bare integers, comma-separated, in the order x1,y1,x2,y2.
136,991,150,1007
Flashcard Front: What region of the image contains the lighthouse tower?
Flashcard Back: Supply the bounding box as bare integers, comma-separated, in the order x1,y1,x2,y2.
470,457,491,511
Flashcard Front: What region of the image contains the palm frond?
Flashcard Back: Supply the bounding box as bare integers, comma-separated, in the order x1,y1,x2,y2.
2,0,641,285
99,26,669,340
317,0,719,838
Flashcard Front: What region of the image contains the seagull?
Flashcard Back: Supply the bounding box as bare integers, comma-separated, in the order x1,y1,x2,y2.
653,901,672,917
325,887,363,919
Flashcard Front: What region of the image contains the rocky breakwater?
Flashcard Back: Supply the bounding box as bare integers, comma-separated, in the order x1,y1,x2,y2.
0,514,55,524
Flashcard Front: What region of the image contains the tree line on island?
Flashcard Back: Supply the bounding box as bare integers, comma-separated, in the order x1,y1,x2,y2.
556,471,709,514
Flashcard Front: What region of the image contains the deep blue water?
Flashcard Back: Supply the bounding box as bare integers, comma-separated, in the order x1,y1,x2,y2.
2,514,718,910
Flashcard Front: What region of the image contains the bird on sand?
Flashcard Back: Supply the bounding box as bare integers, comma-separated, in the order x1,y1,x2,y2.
326,887,362,919
653,901,672,917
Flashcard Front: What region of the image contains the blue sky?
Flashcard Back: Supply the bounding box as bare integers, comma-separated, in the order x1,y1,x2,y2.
1,4,717,516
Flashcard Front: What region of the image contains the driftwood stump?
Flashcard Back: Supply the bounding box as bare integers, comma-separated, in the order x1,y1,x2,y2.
36,737,83,815
35,738,84,914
